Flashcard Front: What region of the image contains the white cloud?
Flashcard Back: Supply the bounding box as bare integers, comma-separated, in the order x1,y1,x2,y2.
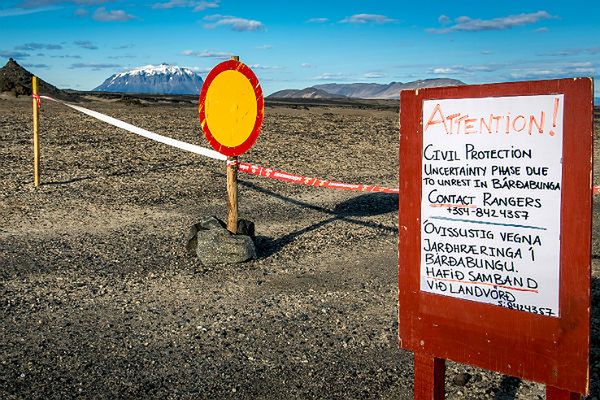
16,42,62,50
248,64,281,70
340,14,396,24
192,1,219,11
181,50,232,58
93,7,134,22
74,40,98,50
0,50,30,58
438,15,450,24
22,63,49,68
255,44,272,50
307,17,328,23
152,0,219,11
538,46,600,57
203,14,263,31
432,67,460,74
18,0,110,8
363,72,385,78
69,62,121,70
313,72,347,80
0,6,59,17
187,66,212,73
301,63,312,68
509,62,598,80
428,11,555,33
429,64,502,75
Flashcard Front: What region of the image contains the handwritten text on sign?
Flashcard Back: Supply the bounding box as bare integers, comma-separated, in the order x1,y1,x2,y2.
420,95,564,317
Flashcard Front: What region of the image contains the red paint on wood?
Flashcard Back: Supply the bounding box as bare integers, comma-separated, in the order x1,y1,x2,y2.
398,78,593,394
546,386,582,400
414,353,445,400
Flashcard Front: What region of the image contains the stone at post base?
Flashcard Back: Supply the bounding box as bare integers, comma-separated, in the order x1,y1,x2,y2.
187,216,256,265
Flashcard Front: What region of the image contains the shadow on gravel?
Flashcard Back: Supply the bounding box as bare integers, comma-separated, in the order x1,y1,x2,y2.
493,376,521,399
237,177,398,231
247,189,398,258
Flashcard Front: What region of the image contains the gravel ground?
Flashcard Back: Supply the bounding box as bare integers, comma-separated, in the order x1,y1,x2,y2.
0,96,598,399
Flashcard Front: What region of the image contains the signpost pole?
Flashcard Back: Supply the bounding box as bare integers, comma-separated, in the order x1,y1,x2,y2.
226,55,240,234
414,353,445,400
32,76,40,187
546,386,581,400
200,55,263,235
227,155,239,234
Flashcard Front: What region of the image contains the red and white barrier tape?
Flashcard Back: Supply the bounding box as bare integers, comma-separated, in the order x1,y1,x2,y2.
32,93,41,108
34,95,599,195
234,161,399,194
38,95,227,161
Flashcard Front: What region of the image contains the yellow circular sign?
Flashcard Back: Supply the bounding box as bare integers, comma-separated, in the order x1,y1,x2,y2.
199,60,264,156
204,70,257,148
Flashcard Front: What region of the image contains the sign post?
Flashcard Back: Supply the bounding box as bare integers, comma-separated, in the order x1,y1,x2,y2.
32,76,40,187
199,56,264,234
226,55,240,234
399,78,593,399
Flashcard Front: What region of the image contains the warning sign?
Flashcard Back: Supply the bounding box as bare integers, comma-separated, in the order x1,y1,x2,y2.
420,95,564,317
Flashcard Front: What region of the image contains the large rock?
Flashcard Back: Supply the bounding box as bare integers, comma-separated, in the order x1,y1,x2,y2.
187,216,256,265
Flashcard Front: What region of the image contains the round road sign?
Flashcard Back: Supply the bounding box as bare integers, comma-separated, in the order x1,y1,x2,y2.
198,60,264,157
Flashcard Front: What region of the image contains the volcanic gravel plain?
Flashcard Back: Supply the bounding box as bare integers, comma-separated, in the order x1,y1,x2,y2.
1,95,599,399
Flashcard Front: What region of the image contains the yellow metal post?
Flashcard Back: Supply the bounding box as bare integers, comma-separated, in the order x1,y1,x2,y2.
226,55,240,233
32,76,40,187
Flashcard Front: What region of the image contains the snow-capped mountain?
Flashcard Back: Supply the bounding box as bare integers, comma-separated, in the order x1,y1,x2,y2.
94,64,204,95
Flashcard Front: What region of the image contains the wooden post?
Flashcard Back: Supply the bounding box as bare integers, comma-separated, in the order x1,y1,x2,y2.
226,55,240,234
546,386,582,400
227,155,239,233
414,353,445,400
32,76,40,187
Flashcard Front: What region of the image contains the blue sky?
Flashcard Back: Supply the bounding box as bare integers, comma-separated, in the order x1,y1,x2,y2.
1,0,599,97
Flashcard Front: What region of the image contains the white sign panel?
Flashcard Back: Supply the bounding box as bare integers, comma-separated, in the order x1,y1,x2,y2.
420,94,564,317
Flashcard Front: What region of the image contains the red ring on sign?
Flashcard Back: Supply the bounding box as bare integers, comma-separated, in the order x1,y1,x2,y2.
198,60,264,157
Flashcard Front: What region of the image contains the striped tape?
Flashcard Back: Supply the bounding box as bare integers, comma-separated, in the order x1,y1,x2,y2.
37,95,599,195
236,162,399,193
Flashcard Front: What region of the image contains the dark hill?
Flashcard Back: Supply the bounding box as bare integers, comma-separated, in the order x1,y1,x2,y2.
0,58,74,100
313,79,465,99
267,87,347,99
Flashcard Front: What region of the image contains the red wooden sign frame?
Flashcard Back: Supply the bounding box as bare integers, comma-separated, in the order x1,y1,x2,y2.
198,59,264,157
398,78,593,396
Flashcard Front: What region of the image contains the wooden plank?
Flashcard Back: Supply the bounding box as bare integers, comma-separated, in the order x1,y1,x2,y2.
227,156,238,233
546,386,582,400
414,353,445,400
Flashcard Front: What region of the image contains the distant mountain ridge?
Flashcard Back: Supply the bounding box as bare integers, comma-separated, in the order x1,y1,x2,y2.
94,64,204,95
268,78,465,100
267,87,347,99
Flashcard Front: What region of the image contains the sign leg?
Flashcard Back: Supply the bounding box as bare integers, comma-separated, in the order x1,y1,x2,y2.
227,156,239,234
546,386,581,400
414,353,445,400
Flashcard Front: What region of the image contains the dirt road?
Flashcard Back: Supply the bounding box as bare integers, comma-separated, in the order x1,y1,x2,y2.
1,97,598,399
